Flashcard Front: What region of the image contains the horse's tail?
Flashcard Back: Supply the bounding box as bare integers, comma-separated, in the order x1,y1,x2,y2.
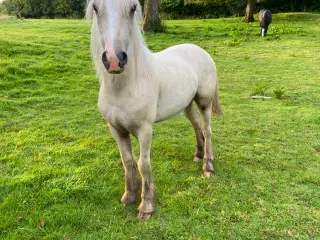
212,80,223,117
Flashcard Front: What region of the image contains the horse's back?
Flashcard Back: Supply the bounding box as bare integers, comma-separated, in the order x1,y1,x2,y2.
157,44,216,73
155,43,217,88
162,44,218,100
153,44,199,122
259,9,272,25
153,44,218,122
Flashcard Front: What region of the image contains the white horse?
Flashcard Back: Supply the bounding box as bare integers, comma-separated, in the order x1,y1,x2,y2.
86,0,222,219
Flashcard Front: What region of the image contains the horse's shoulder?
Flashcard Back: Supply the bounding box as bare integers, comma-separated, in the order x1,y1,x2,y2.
155,44,207,59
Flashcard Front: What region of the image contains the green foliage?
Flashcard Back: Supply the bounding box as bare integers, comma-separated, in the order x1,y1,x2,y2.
252,84,286,99
1,0,319,19
154,19,167,33
251,82,269,96
1,13,320,239
273,87,285,99
0,4,7,14
160,0,320,19
160,0,247,19
1,0,87,18
1,0,24,16
259,0,320,12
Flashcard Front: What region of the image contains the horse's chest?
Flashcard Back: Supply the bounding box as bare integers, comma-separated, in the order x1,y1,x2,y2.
97,86,157,132
102,105,127,126
98,101,138,132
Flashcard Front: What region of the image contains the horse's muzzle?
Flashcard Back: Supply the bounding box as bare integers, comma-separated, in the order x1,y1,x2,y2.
102,50,127,74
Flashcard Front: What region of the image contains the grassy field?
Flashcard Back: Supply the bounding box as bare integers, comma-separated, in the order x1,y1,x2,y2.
1,13,320,239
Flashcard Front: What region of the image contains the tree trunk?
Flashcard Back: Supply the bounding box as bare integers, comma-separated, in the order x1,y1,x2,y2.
244,0,255,23
139,0,145,13
143,0,160,32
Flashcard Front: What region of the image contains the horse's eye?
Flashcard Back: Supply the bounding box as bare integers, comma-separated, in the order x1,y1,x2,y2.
93,4,98,14
131,4,137,14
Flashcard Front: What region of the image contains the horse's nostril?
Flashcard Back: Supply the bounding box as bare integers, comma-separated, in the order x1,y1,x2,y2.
117,52,128,68
102,51,110,70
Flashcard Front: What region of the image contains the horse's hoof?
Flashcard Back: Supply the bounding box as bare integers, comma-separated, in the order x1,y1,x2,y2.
193,156,202,162
138,200,154,220
121,192,137,206
138,211,153,220
121,199,136,206
203,171,212,178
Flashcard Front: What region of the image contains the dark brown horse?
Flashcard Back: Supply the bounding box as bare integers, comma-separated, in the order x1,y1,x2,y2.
259,9,272,37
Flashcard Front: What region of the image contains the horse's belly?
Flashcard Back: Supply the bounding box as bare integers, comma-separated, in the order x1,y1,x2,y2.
155,67,198,122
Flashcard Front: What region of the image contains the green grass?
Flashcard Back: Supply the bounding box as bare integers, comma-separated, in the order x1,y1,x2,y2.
1,13,320,239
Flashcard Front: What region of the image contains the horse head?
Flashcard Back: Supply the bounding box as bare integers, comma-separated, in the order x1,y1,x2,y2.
86,0,142,74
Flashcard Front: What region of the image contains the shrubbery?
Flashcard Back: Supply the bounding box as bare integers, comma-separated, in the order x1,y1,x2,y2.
1,0,87,19
0,0,319,19
160,0,246,19
161,0,320,19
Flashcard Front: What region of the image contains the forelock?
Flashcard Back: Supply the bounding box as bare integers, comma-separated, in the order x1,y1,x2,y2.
86,0,142,23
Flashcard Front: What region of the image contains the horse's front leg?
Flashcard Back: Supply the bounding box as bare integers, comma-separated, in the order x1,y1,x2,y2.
136,124,155,219
108,124,141,206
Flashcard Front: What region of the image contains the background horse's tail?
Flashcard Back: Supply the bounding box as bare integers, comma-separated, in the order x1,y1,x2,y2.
212,81,223,117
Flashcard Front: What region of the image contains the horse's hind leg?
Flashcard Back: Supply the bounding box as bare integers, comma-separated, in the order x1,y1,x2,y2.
197,102,215,177
185,103,204,162
108,124,141,206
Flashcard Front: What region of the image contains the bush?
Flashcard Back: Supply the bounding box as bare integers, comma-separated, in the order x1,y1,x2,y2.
1,0,319,19
160,0,246,19
1,0,86,19
160,0,320,19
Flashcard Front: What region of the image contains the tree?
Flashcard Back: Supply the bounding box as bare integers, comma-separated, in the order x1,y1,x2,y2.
142,0,161,32
139,0,145,13
244,0,255,22
2,0,28,18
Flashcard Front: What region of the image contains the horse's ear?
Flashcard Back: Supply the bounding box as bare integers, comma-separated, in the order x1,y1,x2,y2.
85,0,94,20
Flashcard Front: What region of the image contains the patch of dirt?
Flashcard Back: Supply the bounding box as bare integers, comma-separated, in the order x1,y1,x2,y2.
0,15,9,19
312,146,320,154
